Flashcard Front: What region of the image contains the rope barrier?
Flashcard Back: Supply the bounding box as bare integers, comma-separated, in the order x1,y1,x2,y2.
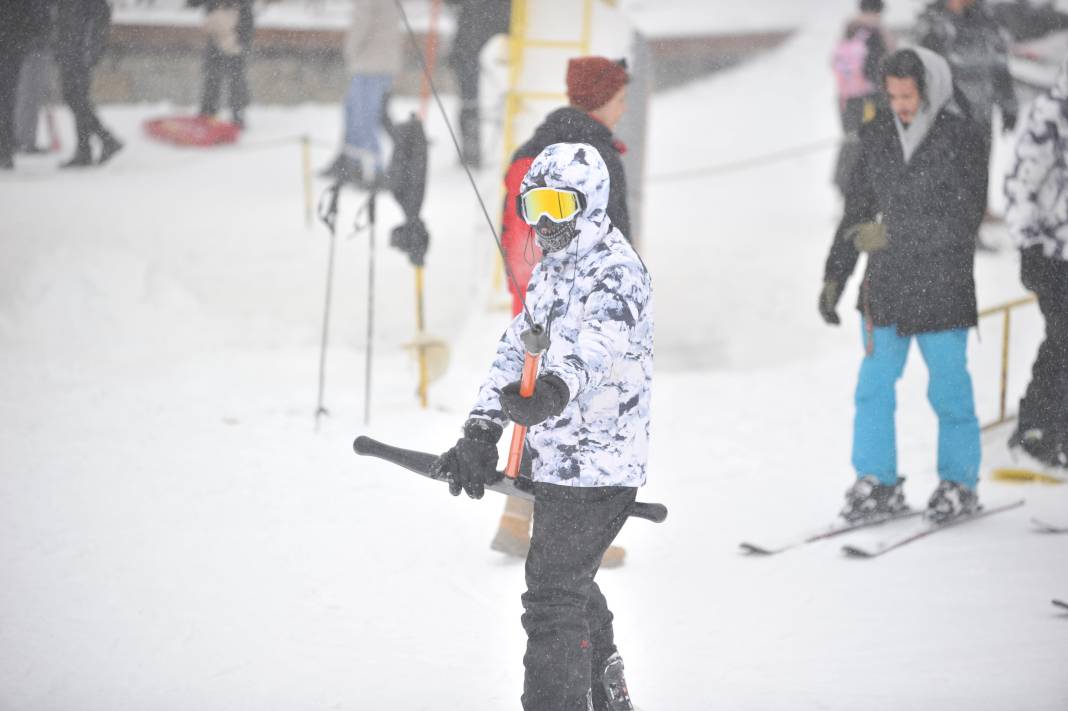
648,136,842,183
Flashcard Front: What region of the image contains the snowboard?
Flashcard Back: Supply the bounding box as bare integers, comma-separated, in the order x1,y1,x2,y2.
353,436,668,524
143,115,242,147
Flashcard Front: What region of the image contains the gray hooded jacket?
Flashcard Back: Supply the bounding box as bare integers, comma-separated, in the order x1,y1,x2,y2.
893,46,954,164
469,143,655,488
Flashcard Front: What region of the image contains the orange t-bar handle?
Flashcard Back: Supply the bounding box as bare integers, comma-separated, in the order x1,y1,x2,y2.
504,325,550,479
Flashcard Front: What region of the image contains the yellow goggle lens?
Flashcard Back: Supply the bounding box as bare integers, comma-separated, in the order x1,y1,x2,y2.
519,188,583,224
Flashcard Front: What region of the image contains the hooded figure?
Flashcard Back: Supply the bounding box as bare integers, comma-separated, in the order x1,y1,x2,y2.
892,46,954,163
433,142,653,711
823,46,986,336
819,47,987,525
1001,58,1068,473
470,142,653,488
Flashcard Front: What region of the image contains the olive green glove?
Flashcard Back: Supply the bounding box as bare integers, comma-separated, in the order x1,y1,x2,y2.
819,280,842,326
846,221,888,253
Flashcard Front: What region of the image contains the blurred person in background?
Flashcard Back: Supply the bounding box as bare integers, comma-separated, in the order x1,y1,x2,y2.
56,0,123,167
320,0,401,187
831,0,894,197
1002,57,1068,478
0,0,50,169
15,8,56,155
916,0,1018,240
491,56,632,568
820,48,987,524
445,0,511,169
188,0,254,129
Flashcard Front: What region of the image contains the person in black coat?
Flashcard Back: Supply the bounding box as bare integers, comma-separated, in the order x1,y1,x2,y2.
188,0,254,128
820,48,988,524
0,0,50,168
55,0,122,167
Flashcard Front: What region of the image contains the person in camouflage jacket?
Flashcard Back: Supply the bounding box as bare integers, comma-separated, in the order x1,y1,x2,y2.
434,142,653,711
1002,57,1068,472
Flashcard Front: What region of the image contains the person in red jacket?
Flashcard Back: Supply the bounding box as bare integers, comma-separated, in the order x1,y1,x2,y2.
491,56,633,565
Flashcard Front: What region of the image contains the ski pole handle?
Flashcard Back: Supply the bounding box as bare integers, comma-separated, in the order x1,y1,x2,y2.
504,350,541,478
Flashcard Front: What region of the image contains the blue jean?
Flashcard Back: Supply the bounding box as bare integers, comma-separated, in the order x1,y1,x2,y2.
852,322,981,489
343,73,392,173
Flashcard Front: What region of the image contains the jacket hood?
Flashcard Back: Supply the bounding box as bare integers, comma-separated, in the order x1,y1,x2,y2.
520,142,612,255
528,108,613,151
894,46,954,163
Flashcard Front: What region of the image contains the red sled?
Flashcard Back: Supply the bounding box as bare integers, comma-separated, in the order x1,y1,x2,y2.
143,115,241,147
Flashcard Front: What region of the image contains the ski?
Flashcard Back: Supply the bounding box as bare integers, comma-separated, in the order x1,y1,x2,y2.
352,436,668,524
739,508,922,556
1053,599,1068,611
1031,518,1068,534
842,499,1026,558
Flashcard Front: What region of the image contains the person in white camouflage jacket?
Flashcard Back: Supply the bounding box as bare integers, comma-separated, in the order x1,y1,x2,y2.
433,142,653,711
1003,57,1068,474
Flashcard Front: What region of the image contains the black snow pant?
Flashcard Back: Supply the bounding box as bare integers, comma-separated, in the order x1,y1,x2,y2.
450,46,483,168
521,483,636,711
59,58,109,154
0,39,29,164
199,43,249,121
1018,247,1068,440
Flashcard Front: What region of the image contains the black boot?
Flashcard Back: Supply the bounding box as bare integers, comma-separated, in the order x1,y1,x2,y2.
592,653,634,711
98,133,123,164
61,145,94,168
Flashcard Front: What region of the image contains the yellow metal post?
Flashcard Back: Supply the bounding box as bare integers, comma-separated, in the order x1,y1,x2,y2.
415,267,429,408
977,293,1038,432
301,135,313,228
999,308,1011,426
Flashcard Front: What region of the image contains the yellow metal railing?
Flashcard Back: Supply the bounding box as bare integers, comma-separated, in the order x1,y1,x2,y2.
979,293,1038,432
494,0,602,293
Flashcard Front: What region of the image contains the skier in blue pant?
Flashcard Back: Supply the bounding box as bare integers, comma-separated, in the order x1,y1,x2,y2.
819,47,987,523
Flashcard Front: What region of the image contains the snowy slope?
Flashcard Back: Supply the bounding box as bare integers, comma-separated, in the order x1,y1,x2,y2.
1,1,1067,710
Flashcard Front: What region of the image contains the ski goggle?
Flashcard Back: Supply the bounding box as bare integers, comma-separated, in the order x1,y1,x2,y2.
517,187,586,225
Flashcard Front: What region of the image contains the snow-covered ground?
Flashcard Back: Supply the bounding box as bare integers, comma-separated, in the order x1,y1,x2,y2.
2,1,1067,709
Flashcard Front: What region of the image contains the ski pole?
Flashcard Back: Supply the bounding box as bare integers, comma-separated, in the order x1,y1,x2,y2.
314,180,342,430
504,326,549,478
364,188,377,426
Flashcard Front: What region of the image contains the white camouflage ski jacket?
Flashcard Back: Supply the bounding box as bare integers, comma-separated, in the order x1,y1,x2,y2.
469,143,654,487
1004,59,1068,262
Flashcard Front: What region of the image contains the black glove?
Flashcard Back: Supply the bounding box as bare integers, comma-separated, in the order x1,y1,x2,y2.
500,374,570,427
819,279,842,326
1002,110,1017,133
431,419,503,499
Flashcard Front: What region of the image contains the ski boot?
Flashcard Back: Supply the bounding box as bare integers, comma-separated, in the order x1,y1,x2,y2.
839,475,907,522
592,652,634,711
98,133,124,165
925,480,979,524
1009,427,1068,477
60,145,94,169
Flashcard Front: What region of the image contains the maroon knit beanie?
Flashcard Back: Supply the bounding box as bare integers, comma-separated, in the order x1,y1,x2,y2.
566,57,629,112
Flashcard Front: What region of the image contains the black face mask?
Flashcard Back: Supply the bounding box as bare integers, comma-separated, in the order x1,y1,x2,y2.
534,216,578,254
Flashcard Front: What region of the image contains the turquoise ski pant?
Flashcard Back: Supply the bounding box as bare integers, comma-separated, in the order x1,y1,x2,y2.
852,322,981,489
